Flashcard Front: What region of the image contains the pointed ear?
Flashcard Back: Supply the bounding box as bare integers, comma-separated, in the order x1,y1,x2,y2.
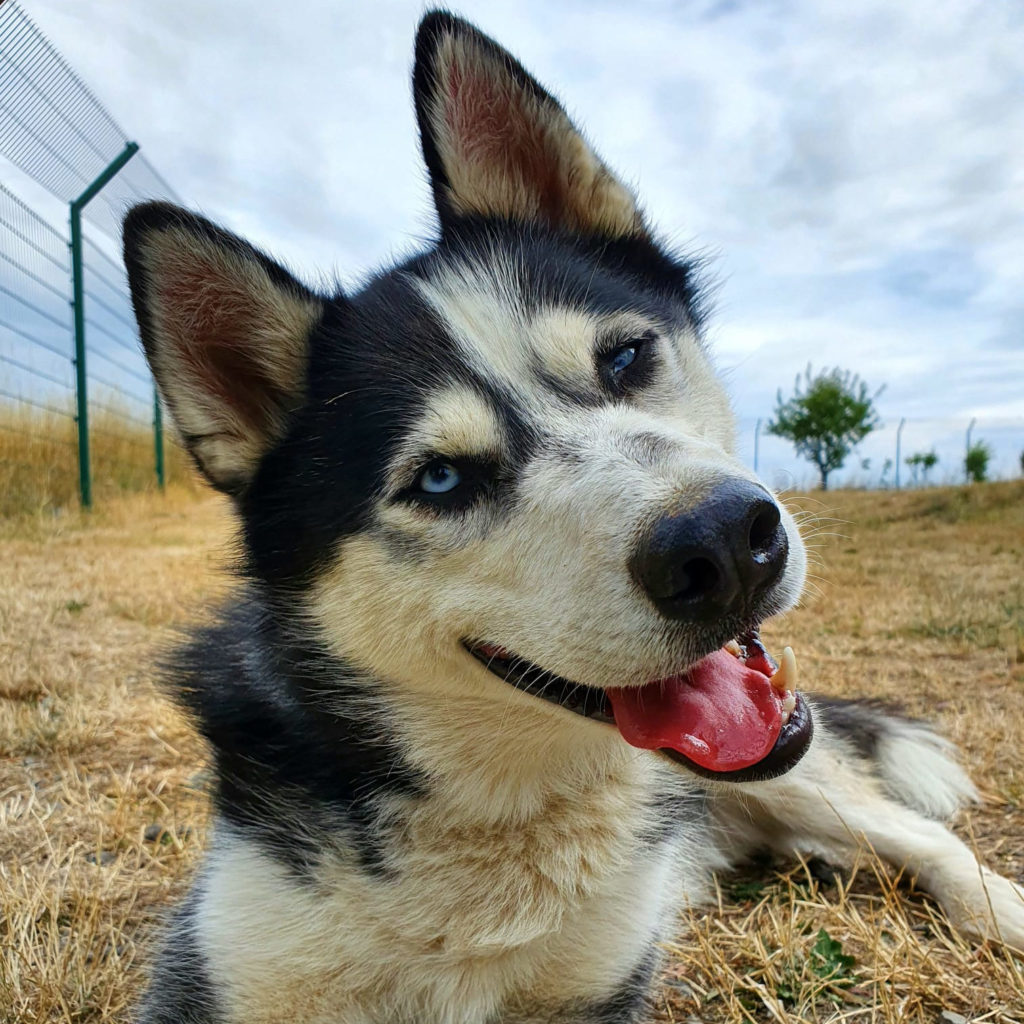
123,202,323,495
413,11,647,239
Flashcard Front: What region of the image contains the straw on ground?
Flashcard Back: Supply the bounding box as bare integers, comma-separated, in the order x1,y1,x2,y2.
1,482,1022,1022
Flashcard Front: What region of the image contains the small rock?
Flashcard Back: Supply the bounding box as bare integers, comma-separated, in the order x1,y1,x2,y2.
144,823,166,843
84,850,116,866
940,1012,968,1024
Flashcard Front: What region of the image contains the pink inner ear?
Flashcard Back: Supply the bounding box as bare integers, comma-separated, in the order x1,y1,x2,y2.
157,262,288,432
443,55,566,224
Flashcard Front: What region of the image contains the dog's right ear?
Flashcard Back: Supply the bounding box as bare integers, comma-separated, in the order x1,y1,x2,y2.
123,202,323,496
413,11,647,239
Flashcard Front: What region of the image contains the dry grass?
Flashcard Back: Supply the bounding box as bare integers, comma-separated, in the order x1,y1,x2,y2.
1,487,224,1022
0,399,199,518
2,482,1023,1022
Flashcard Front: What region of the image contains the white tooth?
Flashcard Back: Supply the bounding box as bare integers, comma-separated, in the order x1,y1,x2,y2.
783,690,796,715
782,646,798,687
780,707,791,726
773,646,798,694
725,639,742,658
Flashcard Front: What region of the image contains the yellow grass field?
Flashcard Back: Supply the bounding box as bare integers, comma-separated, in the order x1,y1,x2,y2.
2,482,1023,1022
0,401,199,518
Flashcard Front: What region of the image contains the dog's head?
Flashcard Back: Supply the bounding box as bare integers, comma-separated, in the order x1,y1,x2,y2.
124,12,811,783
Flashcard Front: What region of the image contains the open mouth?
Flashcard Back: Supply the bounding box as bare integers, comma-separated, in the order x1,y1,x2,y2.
465,629,812,783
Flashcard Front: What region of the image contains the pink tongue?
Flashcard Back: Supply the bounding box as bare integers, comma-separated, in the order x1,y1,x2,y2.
606,649,784,772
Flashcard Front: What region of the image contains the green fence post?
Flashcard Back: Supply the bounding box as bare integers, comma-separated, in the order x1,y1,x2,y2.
69,140,139,508
153,387,165,489
69,203,90,507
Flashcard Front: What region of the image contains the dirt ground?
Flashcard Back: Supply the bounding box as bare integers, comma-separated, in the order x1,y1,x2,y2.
1,481,1023,1022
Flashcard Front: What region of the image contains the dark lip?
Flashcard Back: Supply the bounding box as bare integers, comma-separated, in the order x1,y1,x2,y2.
463,638,814,783
464,642,615,724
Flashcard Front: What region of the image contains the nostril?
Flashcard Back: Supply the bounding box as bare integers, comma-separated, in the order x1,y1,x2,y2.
748,503,782,559
672,556,720,602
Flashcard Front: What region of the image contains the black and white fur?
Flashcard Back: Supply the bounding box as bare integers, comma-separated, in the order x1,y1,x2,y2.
124,12,1024,1023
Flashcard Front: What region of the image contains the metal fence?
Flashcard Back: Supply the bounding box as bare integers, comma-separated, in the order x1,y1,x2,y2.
0,0,183,516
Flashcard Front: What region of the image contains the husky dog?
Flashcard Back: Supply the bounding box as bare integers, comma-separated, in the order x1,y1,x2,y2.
124,11,1024,1023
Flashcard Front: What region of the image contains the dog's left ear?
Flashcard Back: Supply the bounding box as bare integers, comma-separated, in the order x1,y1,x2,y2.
414,11,647,239
123,202,323,496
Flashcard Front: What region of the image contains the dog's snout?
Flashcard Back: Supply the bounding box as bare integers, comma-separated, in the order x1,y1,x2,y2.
631,480,788,623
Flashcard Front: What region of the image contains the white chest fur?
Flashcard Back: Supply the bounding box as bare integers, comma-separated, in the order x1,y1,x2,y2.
196,757,703,1024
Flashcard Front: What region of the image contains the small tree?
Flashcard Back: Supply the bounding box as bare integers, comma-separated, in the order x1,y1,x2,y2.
768,366,882,490
905,450,938,486
1019,449,1023,476
965,440,992,483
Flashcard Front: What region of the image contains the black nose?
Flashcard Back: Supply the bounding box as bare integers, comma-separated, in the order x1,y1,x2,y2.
631,480,788,622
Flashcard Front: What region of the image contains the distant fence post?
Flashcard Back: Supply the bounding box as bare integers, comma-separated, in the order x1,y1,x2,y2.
895,417,906,489
69,141,139,508
153,388,165,489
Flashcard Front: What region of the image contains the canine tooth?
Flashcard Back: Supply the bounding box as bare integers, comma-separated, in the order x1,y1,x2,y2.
725,639,742,658
772,646,797,694
779,688,796,727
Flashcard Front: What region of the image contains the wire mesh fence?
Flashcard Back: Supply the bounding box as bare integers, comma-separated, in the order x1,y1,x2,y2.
0,182,77,512
0,0,175,238
0,0,193,516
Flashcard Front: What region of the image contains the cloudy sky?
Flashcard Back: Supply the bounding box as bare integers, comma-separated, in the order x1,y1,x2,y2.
22,0,1024,483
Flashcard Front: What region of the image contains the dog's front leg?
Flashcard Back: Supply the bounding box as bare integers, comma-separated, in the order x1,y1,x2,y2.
709,708,1024,947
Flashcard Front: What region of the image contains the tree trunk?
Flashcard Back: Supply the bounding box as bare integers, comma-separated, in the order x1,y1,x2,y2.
820,467,829,490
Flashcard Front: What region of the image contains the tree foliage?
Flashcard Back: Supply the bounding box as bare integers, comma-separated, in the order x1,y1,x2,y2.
768,366,882,490
905,450,939,485
965,440,993,483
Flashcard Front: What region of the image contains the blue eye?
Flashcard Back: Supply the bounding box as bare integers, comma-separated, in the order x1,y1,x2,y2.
610,345,637,375
419,462,461,494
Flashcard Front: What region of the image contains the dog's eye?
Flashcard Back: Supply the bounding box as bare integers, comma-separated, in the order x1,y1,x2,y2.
601,335,655,395
400,456,497,511
609,345,638,376
418,462,461,494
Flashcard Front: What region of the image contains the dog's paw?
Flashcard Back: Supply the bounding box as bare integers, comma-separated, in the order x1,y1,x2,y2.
945,870,1024,949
